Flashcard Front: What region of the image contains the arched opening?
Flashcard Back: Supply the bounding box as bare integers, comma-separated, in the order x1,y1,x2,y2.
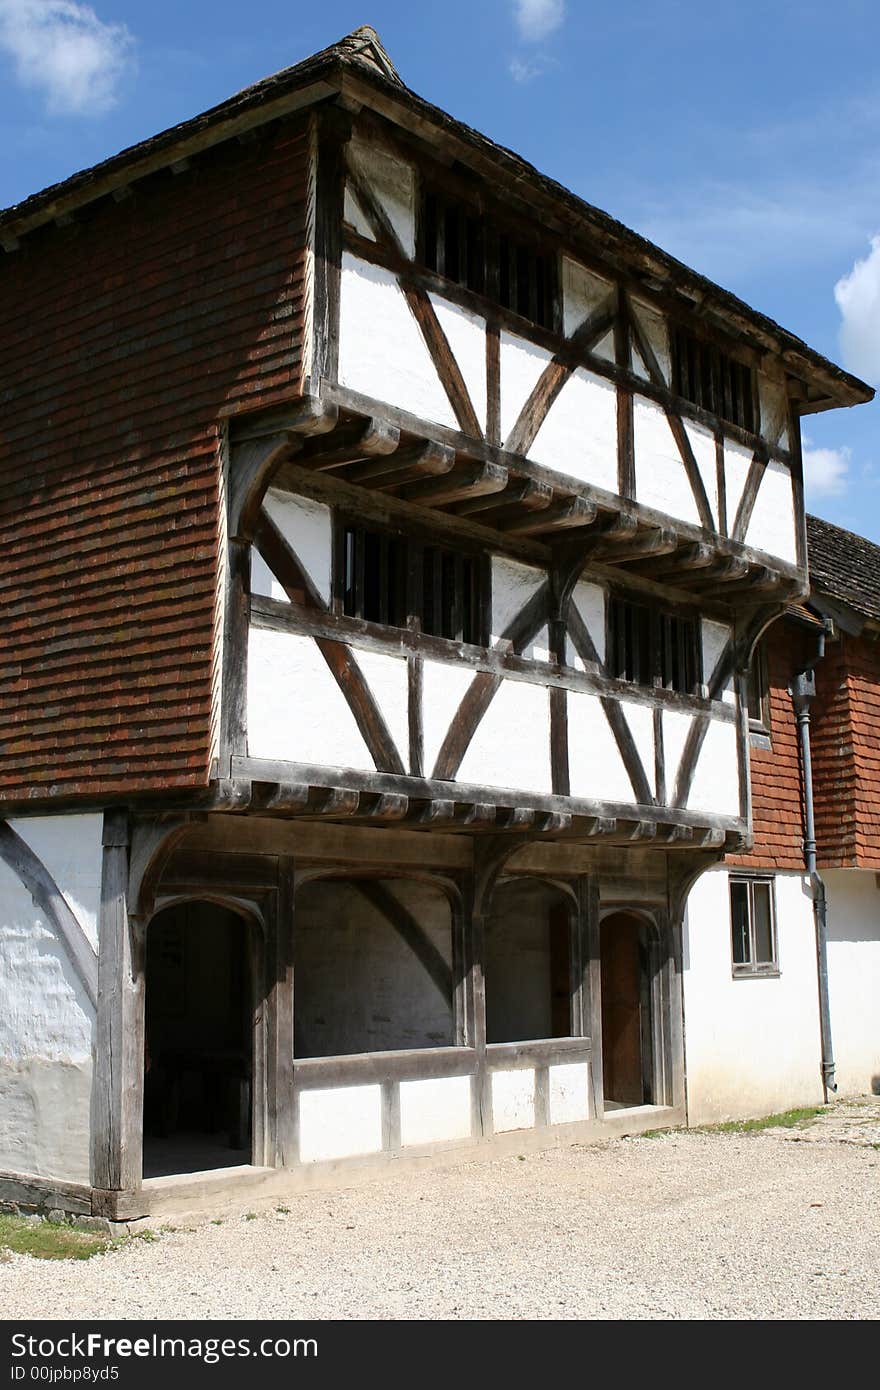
600,911,654,1108
485,879,575,1043
143,901,256,1177
293,876,457,1057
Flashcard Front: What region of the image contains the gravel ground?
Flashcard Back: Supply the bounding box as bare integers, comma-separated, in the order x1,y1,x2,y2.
2,1098,879,1321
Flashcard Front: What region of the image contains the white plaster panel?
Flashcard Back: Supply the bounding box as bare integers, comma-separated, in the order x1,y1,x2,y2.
701,619,734,704
662,708,694,807
621,701,656,802
491,556,544,645
683,419,719,529
630,300,670,384
422,660,475,776
745,458,797,565
491,1068,536,1133
687,718,739,818
633,397,701,526
9,814,103,952
723,437,753,529
0,815,100,1184
823,869,880,1097
528,368,618,493
353,649,408,772
592,329,615,364
549,1062,590,1124
247,627,374,770
429,294,487,432
683,869,823,1123
457,680,552,796
568,691,635,806
346,136,415,258
298,1085,383,1163
499,331,552,448
250,546,287,604
562,255,612,337
758,374,790,449
339,255,457,429
343,183,375,241
261,490,332,605
569,581,606,668
399,1074,472,1147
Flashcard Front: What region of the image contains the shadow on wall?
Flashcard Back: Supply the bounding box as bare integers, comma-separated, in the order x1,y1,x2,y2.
872,1076,880,1096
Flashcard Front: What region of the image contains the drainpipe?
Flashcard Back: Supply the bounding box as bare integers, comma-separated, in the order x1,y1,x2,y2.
789,618,837,1101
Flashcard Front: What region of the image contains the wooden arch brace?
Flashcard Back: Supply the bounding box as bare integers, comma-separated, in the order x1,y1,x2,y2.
0,821,98,1008
229,396,338,542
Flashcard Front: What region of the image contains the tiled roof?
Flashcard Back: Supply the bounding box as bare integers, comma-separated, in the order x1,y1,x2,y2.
807,514,880,624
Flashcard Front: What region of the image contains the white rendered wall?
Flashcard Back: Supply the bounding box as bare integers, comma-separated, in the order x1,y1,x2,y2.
548,1062,590,1124
0,814,102,1183
528,368,619,494
338,255,458,429
491,1068,536,1132
346,134,416,258
399,1075,472,1147
684,869,823,1122
457,679,552,796
823,869,880,1097
745,459,797,565
633,397,701,526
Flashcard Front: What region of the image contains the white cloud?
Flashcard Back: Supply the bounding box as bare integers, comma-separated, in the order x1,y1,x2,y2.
0,0,135,115
834,235,880,386
509,55,551,83
802,437,851,500
513,0,565,43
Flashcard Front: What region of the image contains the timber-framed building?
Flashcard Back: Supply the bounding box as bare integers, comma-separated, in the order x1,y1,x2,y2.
0,28,872,1222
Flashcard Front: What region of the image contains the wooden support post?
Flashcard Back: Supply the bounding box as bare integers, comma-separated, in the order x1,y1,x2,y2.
271,859,297,1167
581,876,604,1119
91,808,146,1200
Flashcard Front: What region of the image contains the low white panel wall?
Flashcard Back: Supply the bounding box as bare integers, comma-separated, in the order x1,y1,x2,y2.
549,1062,590,1124
0,813,102,1183
457,679,552,796
261,490,332,605
421,660,474,776
824,869,880,1097
568,691,636,805
247,627,374,770
684,869,823,1122
633,397,701,526
399,1075,472,1147
746,459,797,564
298,1085,383,1163
338,255,457,429
528,368,618,494
499,332,552,447
491,1069,536,1133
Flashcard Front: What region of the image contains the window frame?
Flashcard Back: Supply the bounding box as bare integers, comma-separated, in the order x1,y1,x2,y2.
671,323,757,434
746,641,771,737
606,592,703,697
416,177,561,335
332,513,491,649
729,874,779,978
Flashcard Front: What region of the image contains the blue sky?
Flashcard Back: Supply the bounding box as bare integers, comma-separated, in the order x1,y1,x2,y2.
2,0,879,540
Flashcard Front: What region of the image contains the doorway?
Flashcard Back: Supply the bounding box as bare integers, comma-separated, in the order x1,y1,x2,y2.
600,912,653,1108
143,902,255,1178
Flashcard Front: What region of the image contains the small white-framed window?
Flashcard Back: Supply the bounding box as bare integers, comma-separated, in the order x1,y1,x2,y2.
729,876,778,976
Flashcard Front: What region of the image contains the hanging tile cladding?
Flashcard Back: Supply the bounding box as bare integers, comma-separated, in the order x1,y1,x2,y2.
728,620,880,872
812,633,880,869
727,621,813,873
0,116,310,807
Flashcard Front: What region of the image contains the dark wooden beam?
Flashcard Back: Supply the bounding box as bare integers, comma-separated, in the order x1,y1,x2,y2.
305,418,400,472
402,461,508,506
346,439,455,486
503,496,597,536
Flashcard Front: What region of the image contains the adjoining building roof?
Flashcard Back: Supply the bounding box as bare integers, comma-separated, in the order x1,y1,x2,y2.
807,514,880,625
0,26,873,415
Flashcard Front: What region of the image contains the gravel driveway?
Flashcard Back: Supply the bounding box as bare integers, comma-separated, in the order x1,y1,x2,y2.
2,1099,879,1320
